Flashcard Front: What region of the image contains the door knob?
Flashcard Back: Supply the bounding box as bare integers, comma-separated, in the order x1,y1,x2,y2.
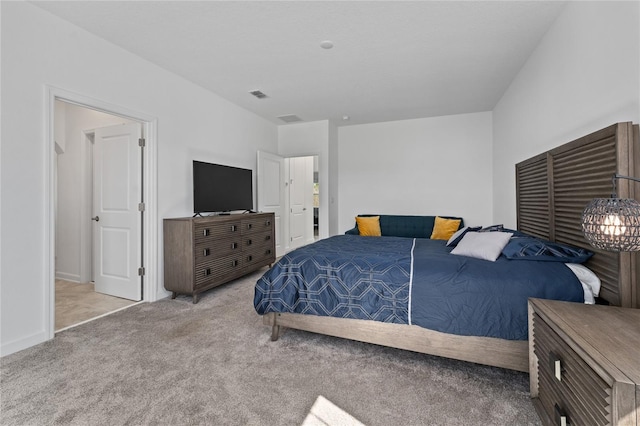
91,216,100,222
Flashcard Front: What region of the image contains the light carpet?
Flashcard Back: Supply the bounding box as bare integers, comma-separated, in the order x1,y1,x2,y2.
1,269,540,425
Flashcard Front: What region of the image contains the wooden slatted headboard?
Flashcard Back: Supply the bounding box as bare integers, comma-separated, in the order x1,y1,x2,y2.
516,122,639,308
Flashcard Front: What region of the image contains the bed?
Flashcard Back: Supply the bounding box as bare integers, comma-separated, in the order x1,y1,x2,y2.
254,122,639,372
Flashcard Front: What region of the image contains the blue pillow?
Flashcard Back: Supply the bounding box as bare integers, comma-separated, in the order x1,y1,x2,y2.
479,224,504,232
446,226,482,247
502,237,594,263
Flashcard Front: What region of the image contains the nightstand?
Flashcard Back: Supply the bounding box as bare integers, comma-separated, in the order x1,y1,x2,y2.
528,298,640,426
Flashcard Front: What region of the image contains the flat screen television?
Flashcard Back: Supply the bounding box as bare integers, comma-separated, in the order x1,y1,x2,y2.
193,161,253,214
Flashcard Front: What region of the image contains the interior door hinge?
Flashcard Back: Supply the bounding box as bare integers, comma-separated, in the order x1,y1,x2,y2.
138,202,145,212
138,137,146,147
138,267,145,276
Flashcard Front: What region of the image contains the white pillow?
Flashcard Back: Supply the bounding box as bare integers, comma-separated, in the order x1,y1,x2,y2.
565,263,601,304
450,231,513,262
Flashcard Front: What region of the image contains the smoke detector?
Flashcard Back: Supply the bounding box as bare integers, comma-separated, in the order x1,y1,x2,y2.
320,40,334,49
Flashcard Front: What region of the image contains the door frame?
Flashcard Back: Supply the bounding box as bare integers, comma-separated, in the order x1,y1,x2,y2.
45,86,159,339
80,129,96,284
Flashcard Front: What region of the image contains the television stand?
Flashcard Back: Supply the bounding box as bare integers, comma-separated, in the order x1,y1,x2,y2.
163,212,275,303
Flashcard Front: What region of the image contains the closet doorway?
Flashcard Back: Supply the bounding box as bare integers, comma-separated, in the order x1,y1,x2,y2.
54,100,142,331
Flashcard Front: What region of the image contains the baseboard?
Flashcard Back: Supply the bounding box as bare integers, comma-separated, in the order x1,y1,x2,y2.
55,272,80,282
1,330,50,357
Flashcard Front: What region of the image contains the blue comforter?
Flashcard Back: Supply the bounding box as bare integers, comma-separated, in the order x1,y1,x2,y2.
254,235,584,340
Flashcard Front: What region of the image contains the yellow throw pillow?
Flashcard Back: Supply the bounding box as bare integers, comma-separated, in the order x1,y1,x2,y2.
355,216,381,237
431,216,461,240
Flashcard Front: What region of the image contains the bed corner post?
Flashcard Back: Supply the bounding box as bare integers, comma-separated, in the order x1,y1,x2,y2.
270,324,281,341
263,313,281,341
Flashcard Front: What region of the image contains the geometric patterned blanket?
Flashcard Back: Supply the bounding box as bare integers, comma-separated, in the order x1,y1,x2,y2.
254,235,412,324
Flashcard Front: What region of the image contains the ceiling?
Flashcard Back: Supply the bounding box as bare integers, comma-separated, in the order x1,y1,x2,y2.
32,1,567,126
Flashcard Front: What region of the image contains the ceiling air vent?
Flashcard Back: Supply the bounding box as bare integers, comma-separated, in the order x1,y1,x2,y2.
277,114,303,123
249,90,267,99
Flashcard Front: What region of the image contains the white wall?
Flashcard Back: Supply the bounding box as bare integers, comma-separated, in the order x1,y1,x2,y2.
338,112,494,232
55,102,134,283
1,2,277,356
493,1,640,228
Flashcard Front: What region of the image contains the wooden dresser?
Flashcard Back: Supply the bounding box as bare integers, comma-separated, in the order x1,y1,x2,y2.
163,212,275,303
529,298,640,426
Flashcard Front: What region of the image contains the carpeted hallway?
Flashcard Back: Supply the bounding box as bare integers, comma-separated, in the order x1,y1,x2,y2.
1,269,540,425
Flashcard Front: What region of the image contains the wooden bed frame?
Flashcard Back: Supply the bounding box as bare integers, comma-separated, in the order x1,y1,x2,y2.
262,122,639,373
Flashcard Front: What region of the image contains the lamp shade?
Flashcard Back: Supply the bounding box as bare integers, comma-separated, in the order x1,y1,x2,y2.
581,198,640,251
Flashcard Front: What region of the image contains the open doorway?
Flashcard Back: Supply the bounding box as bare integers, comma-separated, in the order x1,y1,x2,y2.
54,100,143,331
257,152,318,256
287,155,316,252
314,161,320,241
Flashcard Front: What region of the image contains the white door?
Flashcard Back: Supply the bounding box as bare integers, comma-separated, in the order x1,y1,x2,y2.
257,151,285,257
93,122,142,301
289,156,314,251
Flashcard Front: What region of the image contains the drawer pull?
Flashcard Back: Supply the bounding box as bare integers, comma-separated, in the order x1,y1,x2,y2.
266,249,272,255
231,260,239,267
230,225,237,232
549,351,563,381
204,268,212,276
247,255,253,262
203,229,210,236
265,220,271,226
554,404,569,426
247,239,253,246
203,248,210,257
265,235,271,241
231,242,238,250
247,223,253,230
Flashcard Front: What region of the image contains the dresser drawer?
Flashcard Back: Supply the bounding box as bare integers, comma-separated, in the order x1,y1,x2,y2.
242,215,274,235
194,220,241,243
244,243,275,267
194,253,243,288
242,230,273,250
533,313,612,426
195,237,241,262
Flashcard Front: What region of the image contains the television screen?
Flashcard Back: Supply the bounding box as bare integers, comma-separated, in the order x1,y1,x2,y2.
193,161,253,214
